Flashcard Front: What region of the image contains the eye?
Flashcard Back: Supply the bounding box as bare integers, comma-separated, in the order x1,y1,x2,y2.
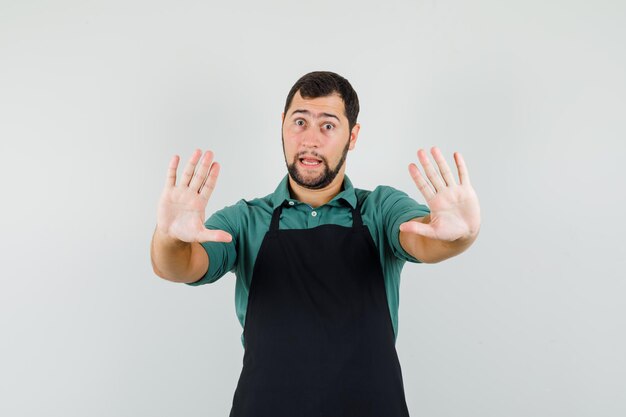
295,119,305,126
323,123,334,130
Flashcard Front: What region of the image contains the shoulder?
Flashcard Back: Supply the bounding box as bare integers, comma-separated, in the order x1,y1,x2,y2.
206,192,275,228
356,185,413,208
356,184,429,225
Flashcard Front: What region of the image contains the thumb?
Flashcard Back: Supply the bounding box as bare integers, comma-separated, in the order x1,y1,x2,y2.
196,229,233,243
399,220,437,240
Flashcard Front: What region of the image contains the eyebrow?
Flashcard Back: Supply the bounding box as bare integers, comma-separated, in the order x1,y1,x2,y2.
290,109,340,122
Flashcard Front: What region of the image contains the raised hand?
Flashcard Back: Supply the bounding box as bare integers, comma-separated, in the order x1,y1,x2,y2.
156,149,232,243
400,147,481,242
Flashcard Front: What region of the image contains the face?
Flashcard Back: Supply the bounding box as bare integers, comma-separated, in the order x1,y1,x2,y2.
282,91,360,190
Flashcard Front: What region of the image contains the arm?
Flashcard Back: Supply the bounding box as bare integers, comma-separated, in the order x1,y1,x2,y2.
151,231,209,283
400,215,478,263
151,149,232,283
399,147,481,263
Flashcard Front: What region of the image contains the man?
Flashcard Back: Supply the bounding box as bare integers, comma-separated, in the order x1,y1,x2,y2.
150,71,480,417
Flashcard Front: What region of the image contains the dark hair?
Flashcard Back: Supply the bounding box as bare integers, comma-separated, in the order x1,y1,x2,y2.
283,71,360,131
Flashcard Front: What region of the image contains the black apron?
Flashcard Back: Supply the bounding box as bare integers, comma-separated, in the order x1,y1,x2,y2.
229,201,411,417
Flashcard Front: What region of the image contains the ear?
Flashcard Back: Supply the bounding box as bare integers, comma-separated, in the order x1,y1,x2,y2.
348,123,361,150
281,112,285,123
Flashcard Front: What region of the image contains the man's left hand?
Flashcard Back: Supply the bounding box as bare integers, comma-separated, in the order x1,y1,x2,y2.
399,147,481,243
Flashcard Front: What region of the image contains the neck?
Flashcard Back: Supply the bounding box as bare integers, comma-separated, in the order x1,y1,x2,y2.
288,172,346,208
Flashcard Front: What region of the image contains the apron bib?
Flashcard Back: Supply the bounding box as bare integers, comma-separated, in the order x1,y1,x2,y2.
229,201,410,417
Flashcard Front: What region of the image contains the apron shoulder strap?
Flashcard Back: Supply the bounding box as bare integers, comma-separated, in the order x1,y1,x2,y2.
351,191,366,229
270,191,368,233
269,203,284,235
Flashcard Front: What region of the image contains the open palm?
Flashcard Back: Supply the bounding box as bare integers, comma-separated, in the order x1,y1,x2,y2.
157,149,232,243
400,147,481,242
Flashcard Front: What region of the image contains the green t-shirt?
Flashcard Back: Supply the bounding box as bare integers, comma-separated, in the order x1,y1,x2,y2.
187,175,430,347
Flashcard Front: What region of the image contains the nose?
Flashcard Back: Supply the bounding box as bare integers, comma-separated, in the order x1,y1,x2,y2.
300,130,322,149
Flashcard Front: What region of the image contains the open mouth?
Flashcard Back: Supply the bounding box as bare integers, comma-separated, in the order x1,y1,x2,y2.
299,156,323,167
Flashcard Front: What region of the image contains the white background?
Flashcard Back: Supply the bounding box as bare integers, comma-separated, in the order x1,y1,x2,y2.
1,0,625,416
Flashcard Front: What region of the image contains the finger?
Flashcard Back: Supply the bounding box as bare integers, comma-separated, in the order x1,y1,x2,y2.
454,152,471,185
180,149,202,187
399,220,437,240
417,149,446,192
199,161,220,200
189,150,214,192
196,228,232,243
431,147,456,186
408,163,435,201
165,155,180,187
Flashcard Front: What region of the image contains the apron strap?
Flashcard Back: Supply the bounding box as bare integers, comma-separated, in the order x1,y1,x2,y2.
351,201,364,230
269,196,365,234
269,203,285,235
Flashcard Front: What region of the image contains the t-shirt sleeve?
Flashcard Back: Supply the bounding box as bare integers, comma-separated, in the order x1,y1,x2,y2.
379,186,430,263
185,204,240,286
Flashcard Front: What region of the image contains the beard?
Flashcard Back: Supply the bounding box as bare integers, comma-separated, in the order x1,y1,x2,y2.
283,136,350,190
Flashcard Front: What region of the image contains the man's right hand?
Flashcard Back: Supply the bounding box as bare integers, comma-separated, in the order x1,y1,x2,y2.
156,149,232,244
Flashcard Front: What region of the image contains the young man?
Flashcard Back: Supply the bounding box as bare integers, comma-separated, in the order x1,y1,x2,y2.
151,71,480,417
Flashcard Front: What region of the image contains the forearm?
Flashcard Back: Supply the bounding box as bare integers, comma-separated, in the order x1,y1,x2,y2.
399,216,479,263
150,228,208,283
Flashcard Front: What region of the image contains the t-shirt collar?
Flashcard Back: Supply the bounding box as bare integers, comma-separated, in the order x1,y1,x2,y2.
270,175,357,209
